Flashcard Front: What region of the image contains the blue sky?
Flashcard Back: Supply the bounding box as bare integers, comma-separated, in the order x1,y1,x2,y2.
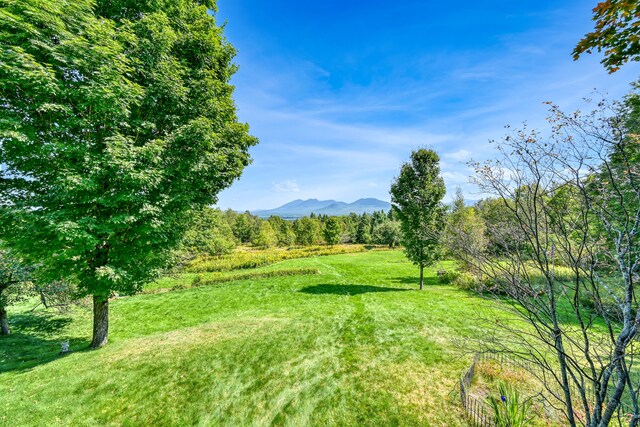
213,0,639,211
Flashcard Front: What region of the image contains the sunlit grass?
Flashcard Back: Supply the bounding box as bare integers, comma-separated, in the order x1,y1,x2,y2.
2,250,509,426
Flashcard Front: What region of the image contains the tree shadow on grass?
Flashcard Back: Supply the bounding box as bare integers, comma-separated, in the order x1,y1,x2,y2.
300,284,410,296
0,313,89,373
9,312,73,334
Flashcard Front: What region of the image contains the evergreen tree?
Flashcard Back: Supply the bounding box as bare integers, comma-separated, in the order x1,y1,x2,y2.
355,213,372,244
323,217,342,246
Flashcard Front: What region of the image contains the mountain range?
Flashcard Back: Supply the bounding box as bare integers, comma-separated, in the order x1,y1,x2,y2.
252,198,391,218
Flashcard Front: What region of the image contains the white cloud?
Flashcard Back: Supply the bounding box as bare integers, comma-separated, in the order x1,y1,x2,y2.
272,179,300,193
442,171,471,185
444,149,472,161
214,9,640,211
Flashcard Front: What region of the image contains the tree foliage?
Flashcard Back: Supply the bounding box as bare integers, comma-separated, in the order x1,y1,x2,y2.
0,249,33,335
323,217,342,246
252,221,277,248
574,0,640,72
443,188,487,271
0,0,257,347
180,208,237,257
355,214,372,244
390,148,446,289
294,217,321,246
372,221,402,248
466,95,640,426
267,216,296,247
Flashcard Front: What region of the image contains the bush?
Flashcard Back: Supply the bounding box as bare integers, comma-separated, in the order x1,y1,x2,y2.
437,270,460,284
487,382,533,427
184,245,370,273
191,275,204,287
437,270,479,290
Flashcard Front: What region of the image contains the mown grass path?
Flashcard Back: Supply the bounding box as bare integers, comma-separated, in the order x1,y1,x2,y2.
1,250,503,426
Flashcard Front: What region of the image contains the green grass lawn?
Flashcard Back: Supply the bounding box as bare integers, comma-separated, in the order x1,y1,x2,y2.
1,250,508,426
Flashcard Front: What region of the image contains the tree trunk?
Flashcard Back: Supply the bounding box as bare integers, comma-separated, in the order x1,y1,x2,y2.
90,295,109,348
0,307,10,335
419,265,424,290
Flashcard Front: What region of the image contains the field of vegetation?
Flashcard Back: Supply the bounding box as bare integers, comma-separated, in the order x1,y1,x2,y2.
1,249,525,427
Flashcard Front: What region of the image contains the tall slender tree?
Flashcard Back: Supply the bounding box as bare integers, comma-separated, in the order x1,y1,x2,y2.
0,0,257,348
390,149,446,289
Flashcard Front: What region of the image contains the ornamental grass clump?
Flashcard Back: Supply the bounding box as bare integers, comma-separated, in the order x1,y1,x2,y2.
488,382,533,427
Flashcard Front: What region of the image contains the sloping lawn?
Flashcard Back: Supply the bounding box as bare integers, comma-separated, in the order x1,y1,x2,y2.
1,250,503,426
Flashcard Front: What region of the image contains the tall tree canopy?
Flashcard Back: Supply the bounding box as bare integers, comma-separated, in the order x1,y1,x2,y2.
574,0,640,72
0,0,257,347
390,148,446,290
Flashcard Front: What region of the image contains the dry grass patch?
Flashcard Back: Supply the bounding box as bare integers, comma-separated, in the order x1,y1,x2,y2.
471,359,565,426
381,361,468,427
104,317,290,364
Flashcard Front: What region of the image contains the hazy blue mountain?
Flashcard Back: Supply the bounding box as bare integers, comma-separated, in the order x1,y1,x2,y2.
253,198,391,218
316,198,391,216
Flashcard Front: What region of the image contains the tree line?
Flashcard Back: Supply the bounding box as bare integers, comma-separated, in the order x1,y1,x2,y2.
179,208,402,258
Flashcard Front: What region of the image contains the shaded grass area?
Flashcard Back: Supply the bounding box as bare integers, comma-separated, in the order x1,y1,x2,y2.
300,284,409,295
1,250,502,426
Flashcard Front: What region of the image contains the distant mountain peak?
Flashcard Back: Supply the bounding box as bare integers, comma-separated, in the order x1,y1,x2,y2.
252,198,391,218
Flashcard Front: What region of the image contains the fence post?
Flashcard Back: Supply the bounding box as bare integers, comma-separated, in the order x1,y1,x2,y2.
460,353,498,427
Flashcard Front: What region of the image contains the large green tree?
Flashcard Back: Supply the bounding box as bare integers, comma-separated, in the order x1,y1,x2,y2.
0,0,257,348
355,213,372,244
390,149,446,290
267,216,296,247
252,221,277,248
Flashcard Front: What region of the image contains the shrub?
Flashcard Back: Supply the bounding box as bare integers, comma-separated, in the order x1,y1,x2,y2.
438,270,479,290
191,275,204,287
487,382,533,427
184,245,370,273
437,270,460,285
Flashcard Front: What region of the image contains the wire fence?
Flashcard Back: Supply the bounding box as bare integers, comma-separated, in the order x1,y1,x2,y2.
459,352,635,426
459,354,495,427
